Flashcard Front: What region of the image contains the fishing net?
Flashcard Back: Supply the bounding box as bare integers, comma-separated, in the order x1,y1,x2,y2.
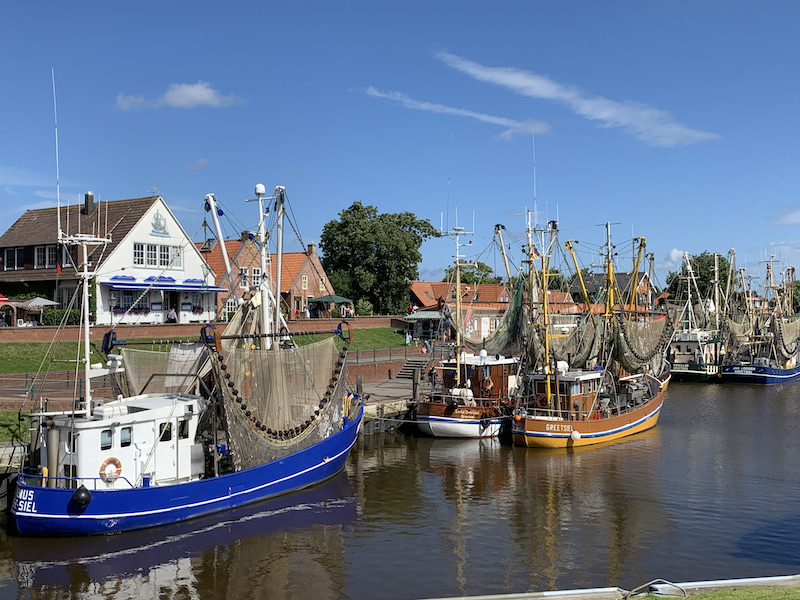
115,343,209,397
461,278,526,357
209,292,354,470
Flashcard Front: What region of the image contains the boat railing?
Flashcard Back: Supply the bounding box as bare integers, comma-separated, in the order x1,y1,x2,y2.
18,468,138,491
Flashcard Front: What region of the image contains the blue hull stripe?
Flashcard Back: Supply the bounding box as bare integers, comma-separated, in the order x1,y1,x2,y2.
13,405,363,535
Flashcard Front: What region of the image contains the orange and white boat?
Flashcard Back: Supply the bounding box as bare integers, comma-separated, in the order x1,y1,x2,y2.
512,221,672,449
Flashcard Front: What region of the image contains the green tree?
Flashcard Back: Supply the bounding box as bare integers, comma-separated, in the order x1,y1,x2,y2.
442,261,503,285
319,202,439,314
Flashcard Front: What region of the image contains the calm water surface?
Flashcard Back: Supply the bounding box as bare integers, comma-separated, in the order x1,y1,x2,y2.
1,382,799,599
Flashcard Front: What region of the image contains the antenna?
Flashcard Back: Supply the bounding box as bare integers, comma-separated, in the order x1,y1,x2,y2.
52,68,62,239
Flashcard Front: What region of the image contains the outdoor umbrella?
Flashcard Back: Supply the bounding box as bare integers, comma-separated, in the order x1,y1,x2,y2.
20,297,59,325
309,294,353,304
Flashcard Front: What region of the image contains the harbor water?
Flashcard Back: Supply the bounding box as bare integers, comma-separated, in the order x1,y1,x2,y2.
1,381,799,599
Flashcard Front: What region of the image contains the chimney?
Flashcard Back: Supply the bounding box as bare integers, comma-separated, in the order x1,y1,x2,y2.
81,191,95,215
307,243,317,257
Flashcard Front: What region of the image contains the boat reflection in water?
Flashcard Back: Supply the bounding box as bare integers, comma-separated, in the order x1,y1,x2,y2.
398,428,665,596
12,473,356,598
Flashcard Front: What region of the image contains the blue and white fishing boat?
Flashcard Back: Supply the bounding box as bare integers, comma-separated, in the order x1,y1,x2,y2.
10,184,363,536
720,257,800,385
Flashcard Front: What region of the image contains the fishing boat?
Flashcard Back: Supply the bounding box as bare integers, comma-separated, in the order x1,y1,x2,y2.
668,251,731,382
720,257,800,384
512,222,672,449
10,184,363,536
415,226,522,438
416,349,520,438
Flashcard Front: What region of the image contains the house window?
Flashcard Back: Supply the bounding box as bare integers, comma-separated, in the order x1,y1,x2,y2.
4,247,24,271
47,245,58,268
146,244,158,266
170,246,182,268
121,427,132,447
159,245,171,267
302,275,308,290
252,268,261,287
35,246,46,269
101,429,112,451
319,279,325,292
133,243,145,266
239,268,249,289
225,296,238,319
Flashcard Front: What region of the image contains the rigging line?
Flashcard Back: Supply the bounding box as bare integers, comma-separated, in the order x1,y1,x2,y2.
52,68,62,237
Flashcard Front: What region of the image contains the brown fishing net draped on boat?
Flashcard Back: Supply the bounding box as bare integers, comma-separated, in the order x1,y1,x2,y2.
206,297,353,470
114,343,210,397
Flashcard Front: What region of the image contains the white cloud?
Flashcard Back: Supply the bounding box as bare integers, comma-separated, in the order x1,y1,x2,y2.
115,82,241,111
365,87,549,139
183,158,210,171
657,247,686,273
435,52,720,147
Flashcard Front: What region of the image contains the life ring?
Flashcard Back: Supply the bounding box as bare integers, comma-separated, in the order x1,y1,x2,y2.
99,457,122,482
482,377,494,396
537,394,548,409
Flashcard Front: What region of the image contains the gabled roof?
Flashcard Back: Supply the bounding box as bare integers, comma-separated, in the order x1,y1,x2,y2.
198,239,328,294
0,197,161,282
0,196,160,248
409,281,510,309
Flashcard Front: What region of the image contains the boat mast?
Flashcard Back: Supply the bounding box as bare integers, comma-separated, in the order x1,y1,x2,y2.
205,194,236,299
60,229,111,416
444,225,472,386
273,187,286,339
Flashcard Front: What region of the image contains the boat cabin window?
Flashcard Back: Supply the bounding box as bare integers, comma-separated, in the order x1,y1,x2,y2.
481,367,491,378
68,432,77,454
178,420,189,440
159,422,173,442
121,427,132,447
101,429,112,451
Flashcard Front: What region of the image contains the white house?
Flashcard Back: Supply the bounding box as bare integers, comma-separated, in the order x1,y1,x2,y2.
0,193,226,326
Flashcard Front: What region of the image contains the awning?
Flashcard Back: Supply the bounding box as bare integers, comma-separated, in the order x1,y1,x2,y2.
100,275,229,293
309,294,353,304
0,293,7,303
403,310,442,321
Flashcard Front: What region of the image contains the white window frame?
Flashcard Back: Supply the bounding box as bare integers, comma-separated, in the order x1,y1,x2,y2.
35,246,46,269
302,275,308,290
146,244,158,267
133,243,144,266
170,246,182,269
252,268,262,287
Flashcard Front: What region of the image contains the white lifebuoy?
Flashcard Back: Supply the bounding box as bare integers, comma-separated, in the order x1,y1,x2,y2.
100,457,122,482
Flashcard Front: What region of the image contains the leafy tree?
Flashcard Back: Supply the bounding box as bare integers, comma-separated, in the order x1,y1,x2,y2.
665,251,732,301
442,261,502,285
319,202,439,314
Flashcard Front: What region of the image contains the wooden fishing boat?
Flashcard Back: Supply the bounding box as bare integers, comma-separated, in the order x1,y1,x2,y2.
511,221,672,449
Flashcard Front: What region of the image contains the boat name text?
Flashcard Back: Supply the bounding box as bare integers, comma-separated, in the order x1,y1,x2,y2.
14,487,37,513
545,423,574,433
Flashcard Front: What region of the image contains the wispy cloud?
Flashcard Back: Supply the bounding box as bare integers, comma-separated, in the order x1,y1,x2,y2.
115,81,242,111
0,166,53,188
365,87,549,140
436,52,719,147
772,206,800,226
183,158,210,171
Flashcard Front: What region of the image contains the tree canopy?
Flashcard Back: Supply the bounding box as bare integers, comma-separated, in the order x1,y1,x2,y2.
319,202,439,314
442,261,503,285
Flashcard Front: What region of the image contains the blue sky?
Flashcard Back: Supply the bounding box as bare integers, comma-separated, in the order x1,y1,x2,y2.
1,2,798,291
